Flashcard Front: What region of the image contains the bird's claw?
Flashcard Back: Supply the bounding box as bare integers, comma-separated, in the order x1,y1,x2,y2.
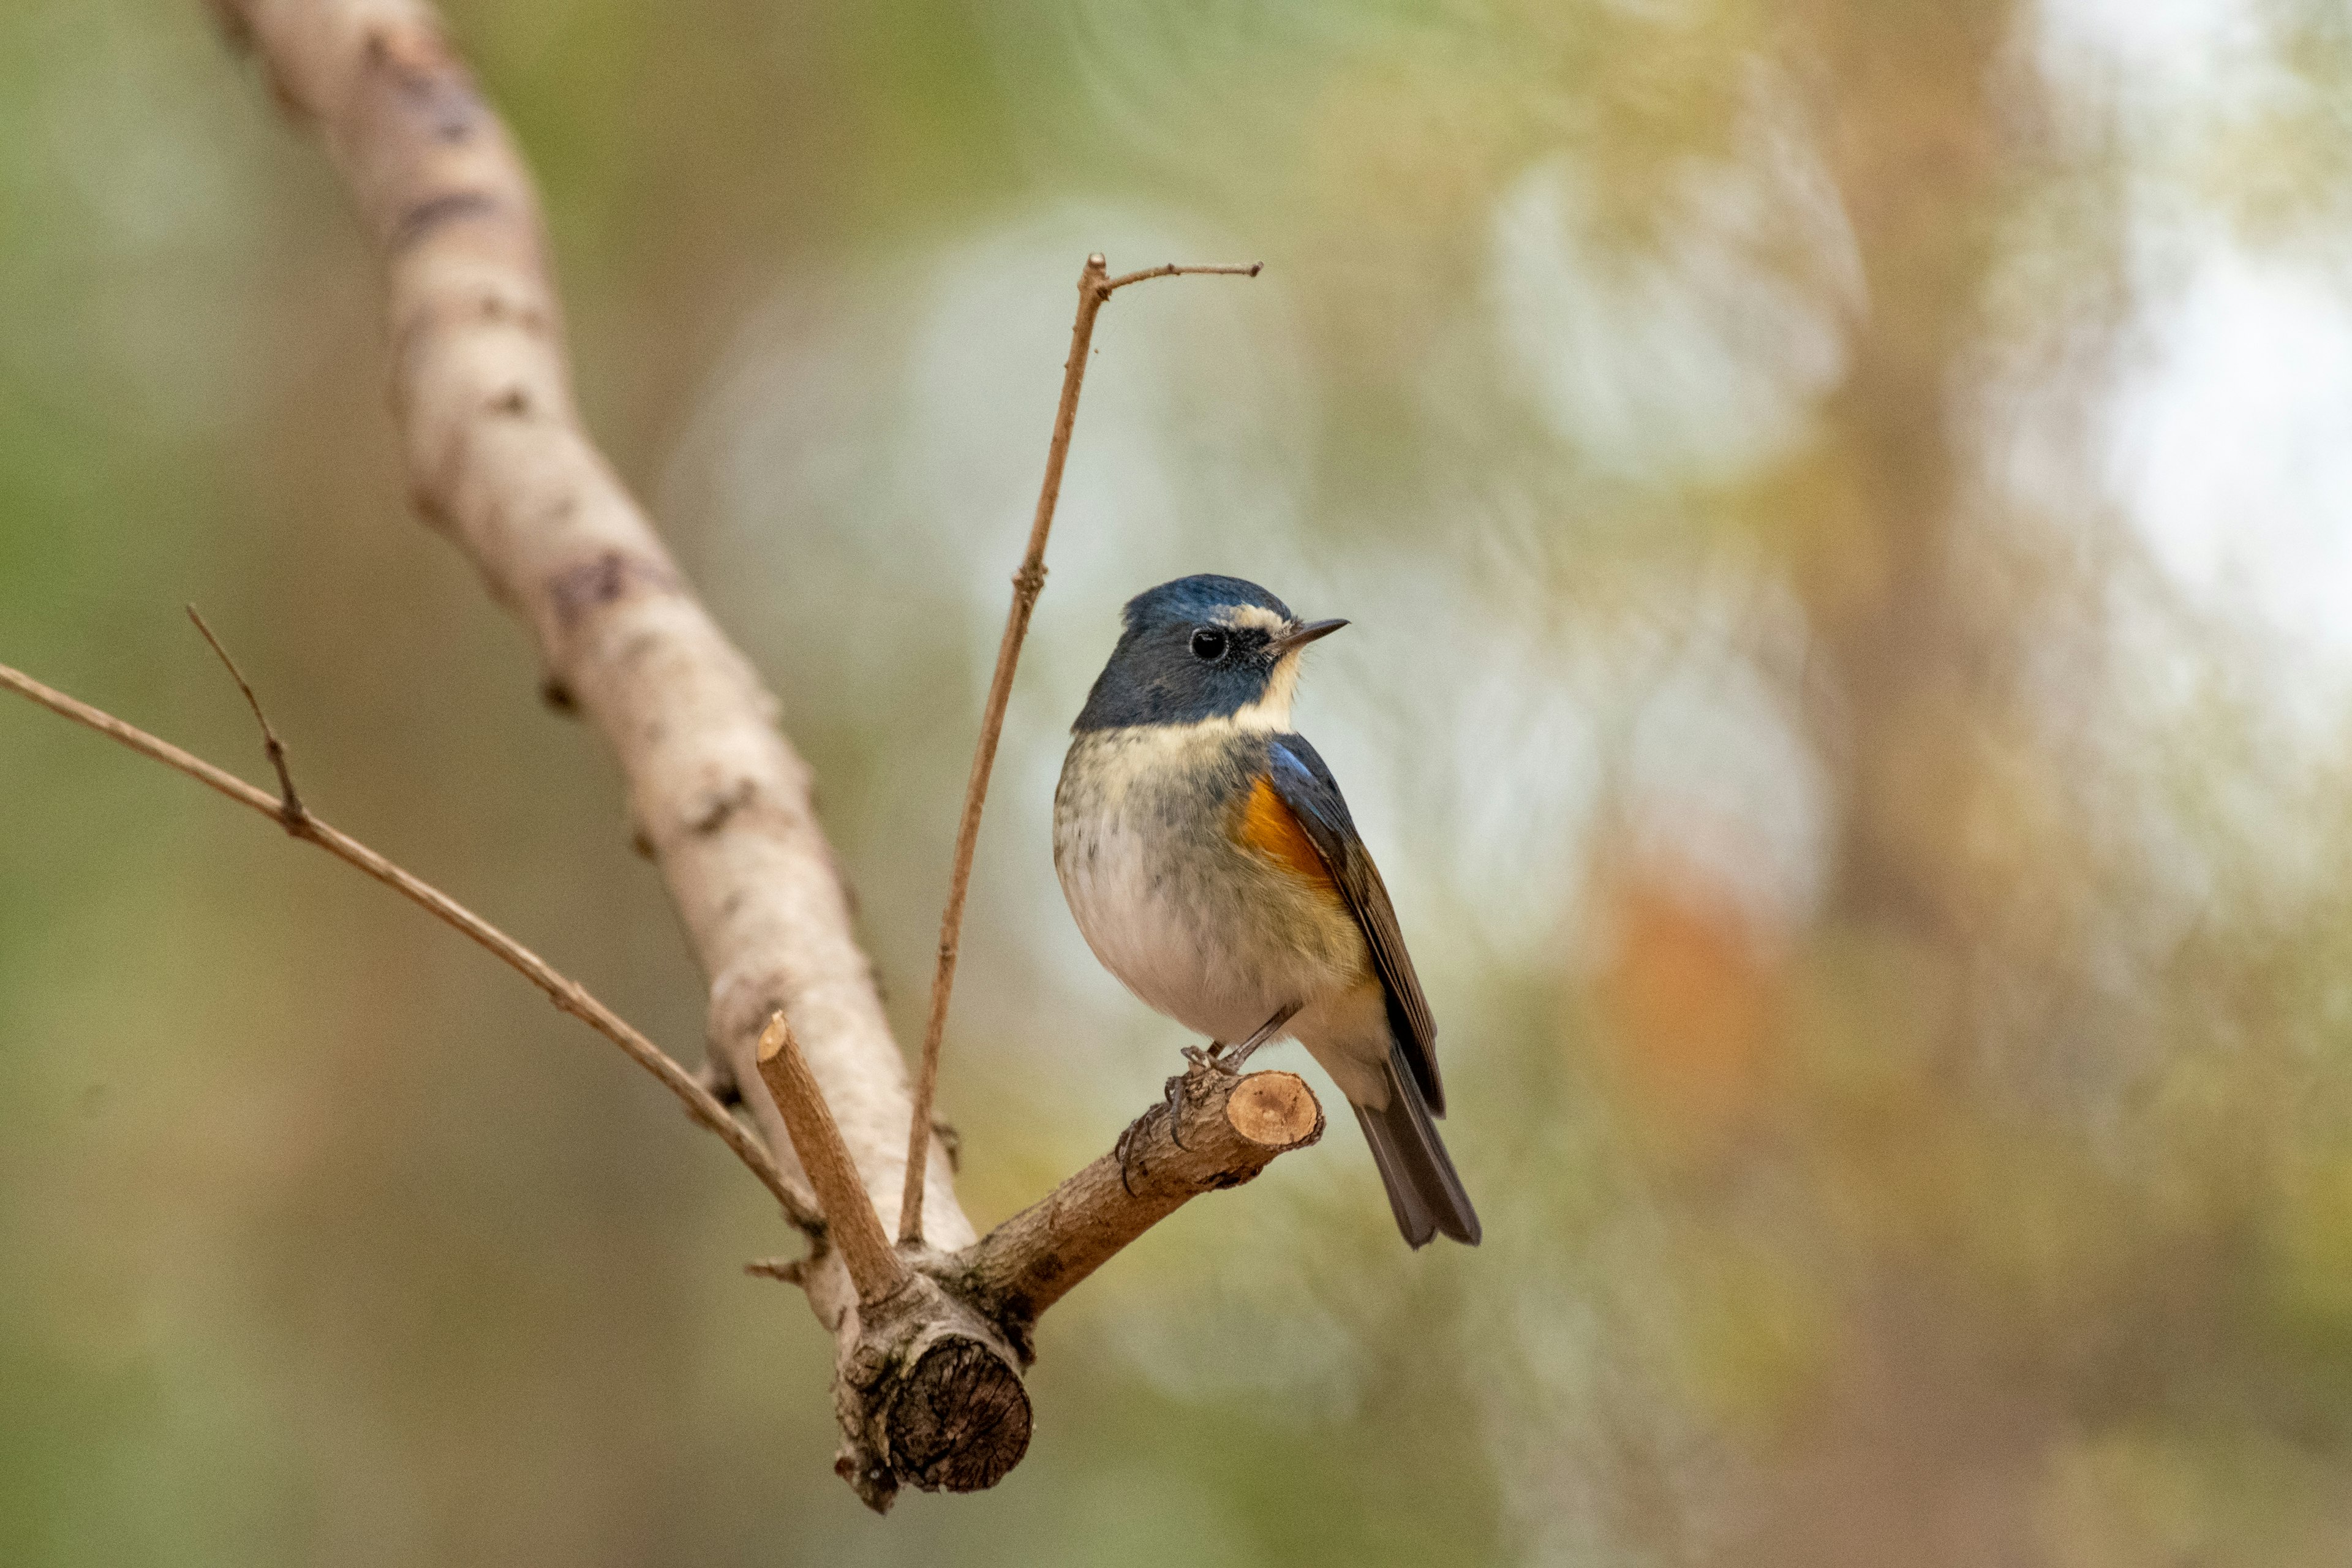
1164,1069,1197,1152
1170,1037,1244,1151
1113,1114,1150,1197
1125,1039,1251,1185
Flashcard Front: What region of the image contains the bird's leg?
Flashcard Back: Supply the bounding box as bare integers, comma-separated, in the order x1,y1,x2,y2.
1218,1001,1302,1075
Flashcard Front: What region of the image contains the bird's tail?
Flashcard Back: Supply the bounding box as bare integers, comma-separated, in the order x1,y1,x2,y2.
1352,1042,1481,1248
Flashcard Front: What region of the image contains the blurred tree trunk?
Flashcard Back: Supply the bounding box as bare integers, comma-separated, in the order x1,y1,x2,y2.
1792,0,2011,951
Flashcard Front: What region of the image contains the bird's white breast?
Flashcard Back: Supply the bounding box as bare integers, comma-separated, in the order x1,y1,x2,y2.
1053,722,1370,1048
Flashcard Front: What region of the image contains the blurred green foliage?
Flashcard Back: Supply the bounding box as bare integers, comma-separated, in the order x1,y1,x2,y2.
6,0,2352,1563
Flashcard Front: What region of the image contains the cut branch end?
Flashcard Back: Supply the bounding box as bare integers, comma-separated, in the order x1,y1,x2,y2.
757,1012,907,1303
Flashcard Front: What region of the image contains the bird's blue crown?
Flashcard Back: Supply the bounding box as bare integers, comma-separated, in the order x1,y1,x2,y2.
1074,574,1307,731
1120,574,1294,633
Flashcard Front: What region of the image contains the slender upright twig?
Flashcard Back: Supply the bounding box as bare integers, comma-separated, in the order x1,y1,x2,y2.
896,253,1263,1245
0,656,821,1232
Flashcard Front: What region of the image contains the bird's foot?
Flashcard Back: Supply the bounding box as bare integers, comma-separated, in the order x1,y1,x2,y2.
1182,1041,1234,1075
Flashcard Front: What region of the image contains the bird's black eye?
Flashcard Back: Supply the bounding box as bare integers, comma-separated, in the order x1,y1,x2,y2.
1189,627,1229,662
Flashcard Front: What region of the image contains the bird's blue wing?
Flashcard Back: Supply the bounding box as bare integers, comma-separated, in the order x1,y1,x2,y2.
1266,734,1444,1114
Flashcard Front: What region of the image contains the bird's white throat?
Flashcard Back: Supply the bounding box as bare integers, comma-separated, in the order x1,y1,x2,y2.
1230,650,1302,732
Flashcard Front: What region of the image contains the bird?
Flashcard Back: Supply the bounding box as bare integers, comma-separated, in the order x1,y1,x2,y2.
1053,573,1480,1248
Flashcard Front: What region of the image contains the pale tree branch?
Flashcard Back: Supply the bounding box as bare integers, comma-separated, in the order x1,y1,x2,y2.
0,655,820,1231
210,0,965,1313
898,250,1261,1246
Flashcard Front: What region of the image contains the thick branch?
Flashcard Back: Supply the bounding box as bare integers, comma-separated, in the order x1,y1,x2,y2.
949,1064,1324,1344
824,1063,1322,1510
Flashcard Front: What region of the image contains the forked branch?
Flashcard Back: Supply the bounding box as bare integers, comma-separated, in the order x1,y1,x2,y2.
0,652,819,1231
6,622,1322,1511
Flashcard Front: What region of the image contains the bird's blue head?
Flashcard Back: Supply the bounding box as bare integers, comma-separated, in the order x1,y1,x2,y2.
1073,574,1346,732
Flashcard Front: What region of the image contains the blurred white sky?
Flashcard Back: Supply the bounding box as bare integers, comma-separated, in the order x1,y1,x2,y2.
2048,0,2352,674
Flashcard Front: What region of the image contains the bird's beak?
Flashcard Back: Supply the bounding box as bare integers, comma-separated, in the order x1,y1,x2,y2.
1268,617,1348,657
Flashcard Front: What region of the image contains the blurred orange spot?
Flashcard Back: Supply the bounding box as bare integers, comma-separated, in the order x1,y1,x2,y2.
1596,876,1784,1149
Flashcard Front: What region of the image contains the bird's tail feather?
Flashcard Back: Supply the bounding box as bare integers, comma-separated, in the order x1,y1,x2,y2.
1352,1044,1480,1248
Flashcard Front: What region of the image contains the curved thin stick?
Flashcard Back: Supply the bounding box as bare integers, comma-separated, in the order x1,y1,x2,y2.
0,656,823,1232
895,252,1262,1244
187,605,306,826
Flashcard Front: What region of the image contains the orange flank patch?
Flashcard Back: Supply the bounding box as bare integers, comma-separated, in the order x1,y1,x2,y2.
1238,775,1339,894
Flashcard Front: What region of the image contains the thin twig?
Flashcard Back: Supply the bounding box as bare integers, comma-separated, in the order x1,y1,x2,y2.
0,657,823,1232
896,251,1263,1244
1101,261,1262,293
758,1013,908,1304
186,605,304,826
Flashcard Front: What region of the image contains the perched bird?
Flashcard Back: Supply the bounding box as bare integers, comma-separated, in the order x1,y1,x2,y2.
1054,574,1480,1247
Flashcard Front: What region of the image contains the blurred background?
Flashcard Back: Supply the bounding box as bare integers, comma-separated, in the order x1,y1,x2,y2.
5,0,2352,1562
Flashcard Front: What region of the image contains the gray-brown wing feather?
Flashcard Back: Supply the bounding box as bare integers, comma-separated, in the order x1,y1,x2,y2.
1266,735,1444,1114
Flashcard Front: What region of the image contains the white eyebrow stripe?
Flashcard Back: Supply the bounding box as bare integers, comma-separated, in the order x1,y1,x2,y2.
1218,605,1289,633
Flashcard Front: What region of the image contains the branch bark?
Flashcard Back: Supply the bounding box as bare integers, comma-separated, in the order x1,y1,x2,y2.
951,1063,1324,1355
758,1012,907,1305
